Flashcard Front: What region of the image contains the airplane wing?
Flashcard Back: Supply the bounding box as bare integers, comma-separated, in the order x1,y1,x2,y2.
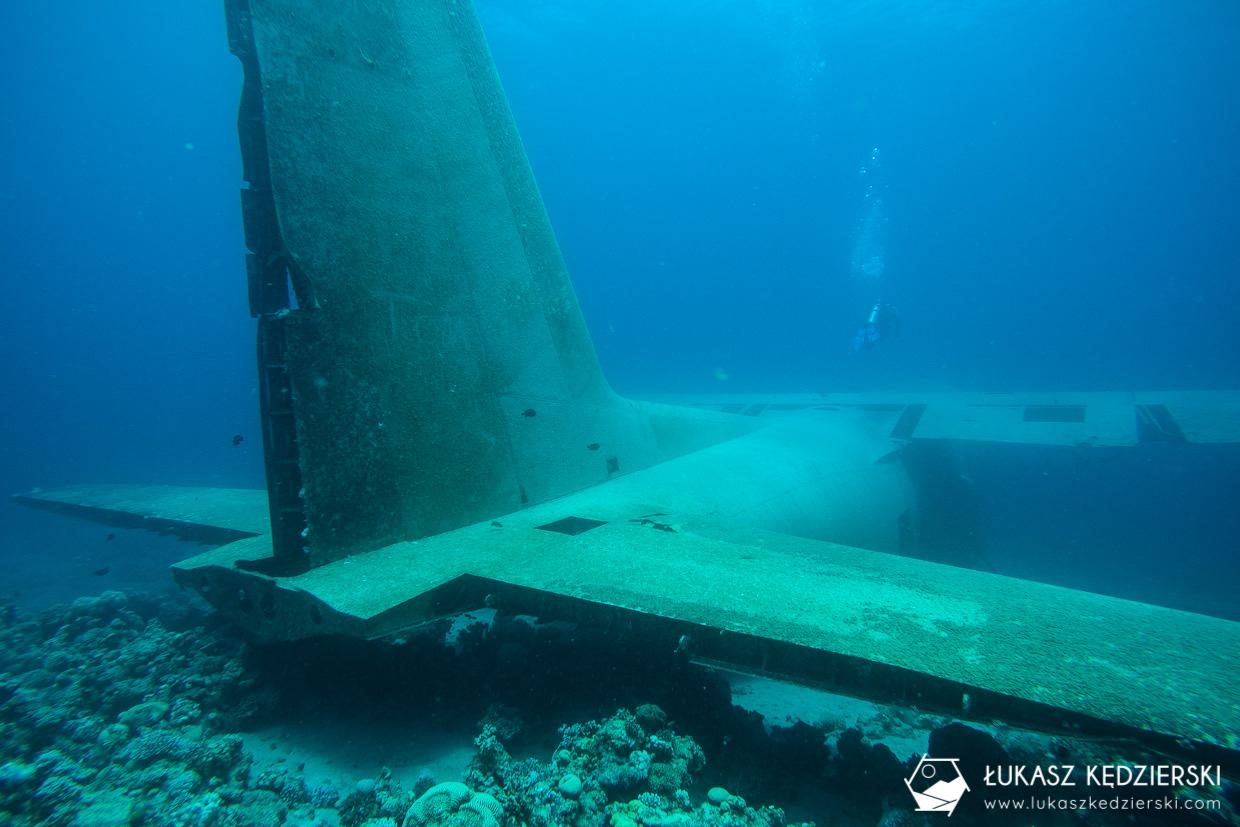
16,474,1239,748
159,484,1239,751
667,390,1240,447
11,485,268,545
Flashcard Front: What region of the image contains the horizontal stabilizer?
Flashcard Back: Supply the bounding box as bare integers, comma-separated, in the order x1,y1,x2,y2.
173,483,1240,751
11,485,269,545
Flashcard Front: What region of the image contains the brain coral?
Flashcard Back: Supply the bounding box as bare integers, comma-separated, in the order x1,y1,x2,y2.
404,782,503,827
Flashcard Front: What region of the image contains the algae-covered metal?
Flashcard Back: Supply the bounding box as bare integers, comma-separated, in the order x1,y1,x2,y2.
230,0,757,570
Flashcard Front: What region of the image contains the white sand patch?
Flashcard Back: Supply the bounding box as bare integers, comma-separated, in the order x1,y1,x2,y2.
241,715,476,794
722,670,943,761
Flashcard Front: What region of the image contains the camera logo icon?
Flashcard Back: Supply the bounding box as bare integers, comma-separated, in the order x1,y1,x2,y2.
905,755,970,815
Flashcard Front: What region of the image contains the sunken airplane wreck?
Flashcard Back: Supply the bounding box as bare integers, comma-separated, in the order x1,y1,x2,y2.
13,0,1240,759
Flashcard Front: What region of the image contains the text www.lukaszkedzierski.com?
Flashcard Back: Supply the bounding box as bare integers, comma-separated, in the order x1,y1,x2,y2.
983,796,1221,812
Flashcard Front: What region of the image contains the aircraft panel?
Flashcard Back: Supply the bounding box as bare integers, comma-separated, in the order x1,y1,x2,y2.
657,391,1240,445
1135,390,1240,443
170,486,1240,750
11,485,268,544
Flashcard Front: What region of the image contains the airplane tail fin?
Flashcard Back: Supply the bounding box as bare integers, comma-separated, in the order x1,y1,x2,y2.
230,0,755,570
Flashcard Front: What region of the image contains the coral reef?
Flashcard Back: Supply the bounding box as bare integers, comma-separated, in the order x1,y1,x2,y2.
337,769,415,827
0,589,819,827
2,588,1233,827
477,704,525,744
0,591,283,827
462,707,808,827
404,781,502,827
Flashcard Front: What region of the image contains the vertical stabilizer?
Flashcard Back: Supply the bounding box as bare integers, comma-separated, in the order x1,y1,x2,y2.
228,0,756,568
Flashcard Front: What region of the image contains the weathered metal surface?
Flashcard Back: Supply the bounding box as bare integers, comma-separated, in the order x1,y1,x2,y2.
671,390,1240,446
234,0,757,566
168,475,1240,751
16,410,1240,752
12,485,268,545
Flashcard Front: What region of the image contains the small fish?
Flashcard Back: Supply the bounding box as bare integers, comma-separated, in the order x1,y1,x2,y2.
105,533,115,541
521,409,536,418
91,567,110,577
490,521,503,528
586,443,600,451
231,434,245,446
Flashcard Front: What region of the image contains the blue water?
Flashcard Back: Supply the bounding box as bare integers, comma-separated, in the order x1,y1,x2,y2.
481,1,1240,395
1,1,1238,615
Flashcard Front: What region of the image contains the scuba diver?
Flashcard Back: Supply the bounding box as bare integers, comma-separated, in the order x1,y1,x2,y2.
852,303,900,351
